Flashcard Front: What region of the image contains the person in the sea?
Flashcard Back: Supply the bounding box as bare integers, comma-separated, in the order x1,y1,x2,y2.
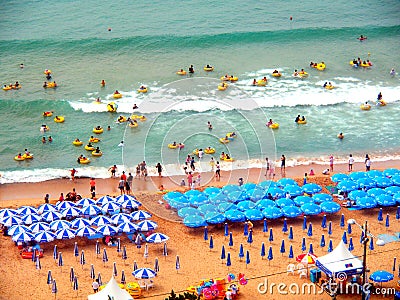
207,121,213,130
301,116,306,121
310,62,314,67
95,126,102,130
188,65,194,73
272,69,279,74
95,97,101,103
46,73,51,80
267,119,273,126
94,147,101,153
390,68,395,76
132,104,138,110
377,92,382,100
41,136,46,143
100,79,106,87
43,81,47,88
323,82,328,88
252,79,257,86
338,132,344,139
48,136,53,142
295,115,300,123
293,69,299,76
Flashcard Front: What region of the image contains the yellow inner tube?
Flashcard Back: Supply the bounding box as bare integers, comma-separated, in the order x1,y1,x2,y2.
204,148,215,154
14,156,25,161
203,66,214,71
23,154,33,159
224,157,234,162
226,132,236,138
272,73,281,77
129,122,138,128
54,116,65,123
72,140,83,146
360,63,371,68
325,85,334,90
117,116,127,123
131,115,146,121
89,138,100,143
168,144,178,149
79,158,90,164
377,100,386,106
360,104,371,110
257,80,267,86
138,88,148,93
176,71,187,75
44,70,52,75
268,123,279,129
218,84,228,91
316,63,326,71
107,102,117,112
298,72,309,78
92,151,103,157
219,138,229,144
85,145,95,151
297,120,307,124
113,93,122,99
3,86,12,91
229,76,238,81
43,112,53,117
93,128,104,134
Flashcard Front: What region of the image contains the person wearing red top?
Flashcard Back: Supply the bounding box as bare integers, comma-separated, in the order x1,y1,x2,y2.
121,171,127,182
89,178,96,197
70,168,77,181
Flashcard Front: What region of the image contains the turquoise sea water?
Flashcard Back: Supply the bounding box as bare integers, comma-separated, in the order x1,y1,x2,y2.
1,0,400,183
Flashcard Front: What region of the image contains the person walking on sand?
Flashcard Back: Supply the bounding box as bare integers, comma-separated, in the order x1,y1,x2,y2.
215,161,221,180
135,164,141,179
365,154,371,171
348,154,354,172
156,162,162,177
269,160,275,179
210,157,215,171
280,155,286,173
89,177,96,197
92,279,99,293
108,165,117,177
121,171,127,183
329,155,334,172
127,172,133,187
265,157,270,176
70,168,77,181
118,178,125,195
140,161,147,177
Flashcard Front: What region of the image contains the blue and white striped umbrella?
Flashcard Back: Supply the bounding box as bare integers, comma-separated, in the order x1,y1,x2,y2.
91,215,112,226
294,196,314,206
55,201,76,211
75,226,97,237
121,199,140,209
183,215,207,228
284,185,303,197
29,222,51,233
81,205,102,216
320,202,341,214
96,195,116,206
8,224,31,235
111,213,133,225
244,209,264,221
373,176,393,188
262,207,283,219
117,222,139,233
1,215,22,226
12,231,33,242
131,210,152,221
116,194,138,204
146,232,170,243
282,206,302,218
70,218,91,229
357,196,377,209
137,220,158,231
55,228,76,240
0,208,17,219
101,202,121,214
337,180,357,192
21,214,42,225
178,207,200,218
41,211,63,222
301,203,322,215
132,268,157,279
34,231,56,243
224,209,245,222
96,225,118,236
278,178,297,187
17,206,38,215
204,211,226,224
61,207,82,218
37,204,56,215
376,194,396,206
331,173,349,183
302,183,322,194
367,188,386,198
75,198,96,207
50,220,71,231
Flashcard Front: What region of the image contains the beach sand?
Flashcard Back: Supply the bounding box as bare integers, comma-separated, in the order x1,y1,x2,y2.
0,161,399,300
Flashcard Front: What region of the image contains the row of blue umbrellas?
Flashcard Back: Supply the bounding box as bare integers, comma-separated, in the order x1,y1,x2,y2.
332,168,400,183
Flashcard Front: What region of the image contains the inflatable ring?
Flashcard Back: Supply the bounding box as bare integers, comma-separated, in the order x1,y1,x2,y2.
229,76,238,82
45,82,57,88
218,84,228,91
257,80,267,86
12,85,21,90
43,111,53,117
107,102,117,112
89,137,100,143
204,66,214,72
23,154,33,159
360,104,371,110
85,145,95,151
226,132,236,138
40,126,50,132
325,85,334,90
92,151,103,157
2,86,12,91
138,88,148,93
297,120,307,124
219,138,229,144
316,63,326,71
193,149,199,156
360,63,371,68
268,123,279,129
298,72,309,78
377,100,386,106
204,148,215,154
14,156,25,161
168,144,178,149
224,157,234,162
72,140,83,146
79,158,90,164
129,122,138,128
117,116,127,123
54,116,65,123
113,93,122,99
44,70,52,75
93,128,104,134
176,70,187,75
272,72,282,77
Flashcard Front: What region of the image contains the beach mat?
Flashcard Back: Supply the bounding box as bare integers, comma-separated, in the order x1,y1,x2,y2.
378,234,400,244
347,206,364,211
326,185,338,194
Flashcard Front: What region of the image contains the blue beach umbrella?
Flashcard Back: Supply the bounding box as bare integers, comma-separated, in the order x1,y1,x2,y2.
52,279,57,295
385,214,390,228
246,250,250,267
102,248,108,265
239,244,244,260
349,190,368,201
113,262,118,277
227,191,248,203
255,199,276,210
321,215,327,229
284,185,303,197
376,194,396,207
137,220,158,231
90,264,95,279
218,202,236,213
81,205,102,217
58,252,63,267
307,223,313,237
198,204,217,215
395,193,400,204
374,176,393,188
163,242,168,258
331,173,349,183
70,218,91,229
203,227,208,241
12,231,33,243
189,194,209,207
265,187,285,199
247,230,253,246
328,221,332,236
8,224,30,236
312,193,333,204
229,232,233,247
320,201,341,214
337,180,357,192
117,222,139,233
96,224,118,236
282,218,288,233
289,245,294,259
56,201,76,211
262,207,283,219
360,230,364,244
47,270,52,285
369,236,374,251
97,273,102,286
280,239,286,255
131,210,152,221
247,188,266,201
224,209,245,222
383,168,400,177
367,188,386,198
268,246,273,264
209,235,214,250
50,220,71,231
243,221,248,237
369,270,394,283
358,196,377,209
96,195,115,206
21,214,42,225
357,178,376,190
349,172,368,181
347,223,352,234
288,226,294,240
116,194,140,204
120,270,126,284
154,257,159,273
80,250,86,268
37,204,56,215
91,215,112,226
269,228,274,242
278,178,297,187
1,215,22,227
76,198,96,207
61,207,81,218
74,242,79,258
294,196,314,206
367,170,383,178
221,245,226,262
111,213,133,225
282,206,302,218
396,206,400,220
261,242,265,259
163,191,183,201
340,214,345,228
204,187,221,197
378,208,383,222
236,200,256,211
303,216,307,231
224,223,229,237
309,243,314,254
132,267,157,279
385,186,400,195
391,175,400,186
0,208,17,219
242,182,257,191
302,183,322,194
320,234,326,247
301,237,306,252
301,203,322,215
244,209,264,221
258,180,279,189
348,237,354,251
146,232,170,244
185,189,203,199
178,207,199,218
53,245,58,261
18,206,38,215
328,240,333,252
342,231,348,244
121,199,140,210
122,245,128,262
55,228,76,240
226,252,231,267
101,202,121,214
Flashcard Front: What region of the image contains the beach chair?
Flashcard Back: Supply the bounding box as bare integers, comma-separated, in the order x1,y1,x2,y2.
138,279,147,290
296,263,305,274
299,269,307,279
145,279,154,290
287,263,295,275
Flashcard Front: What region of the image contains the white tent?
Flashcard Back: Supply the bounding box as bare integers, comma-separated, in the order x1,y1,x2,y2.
315,240,363,278
88,276,133,300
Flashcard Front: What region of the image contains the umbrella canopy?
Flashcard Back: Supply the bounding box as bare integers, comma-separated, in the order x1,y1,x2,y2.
197,204,218,216
163,191,184,201
349,190,368,201
37,204,56,215
331,173,349,183
226,190,248,203
17,206,38,215
301,203,322,215
275,198,295,208
101,202,121,214
146,232,170,243
236,200,256,212
55,228,76,240
1,215,22,227
49,220,71,231
367,188,386,198
21,213,42,225
337,180,357,192
137,220,158,231
12,231,33,243
357,177,376,190
247,188,266,201
61,207,81,218
296,252,317,265
203,187,221,197
282,206,302,218
188,194,209,207
357,196,377,209
185,189,203,199
369,270,394,283
75,198,96,207
320,202,341,214
258,180,279,189
312,193,333,204
278,178,297,187
116,194,139,203
96,195,116,206
262,207,283,219
224,209,245,222
383,168,400,177
294,196,314,206
34,231,56,243
283,185,303,197
222,184,242,194
207,193,229,204
349,172,368,181
121,199,140,210
75,226,97,237
384,186,400,195
0,209,17,219
55,201,76,211
242,182,257,191
218,202,236,213
41,211,63,222
367,170,383,178
91,215,113,226
302,183,322,194
168,196,191,210
132,268,157,279
204,211,226,224
373,176,393,188
265,187,285,199
376,194,396,206
130,210,152,221
8,224,31,235
117,222,139,233
70,218,91,229
183,215,207,228
96,225,118,236
81,205,102,216
255,199,276,210
244,209,264,221
178,207,200,218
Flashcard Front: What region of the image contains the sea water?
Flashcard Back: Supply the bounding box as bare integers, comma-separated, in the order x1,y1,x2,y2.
1,0,400,183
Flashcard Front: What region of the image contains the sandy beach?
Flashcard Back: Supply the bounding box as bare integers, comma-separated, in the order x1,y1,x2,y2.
1,161,399,300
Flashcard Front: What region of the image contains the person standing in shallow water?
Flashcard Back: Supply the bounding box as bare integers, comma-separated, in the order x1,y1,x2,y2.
280,155,286,174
